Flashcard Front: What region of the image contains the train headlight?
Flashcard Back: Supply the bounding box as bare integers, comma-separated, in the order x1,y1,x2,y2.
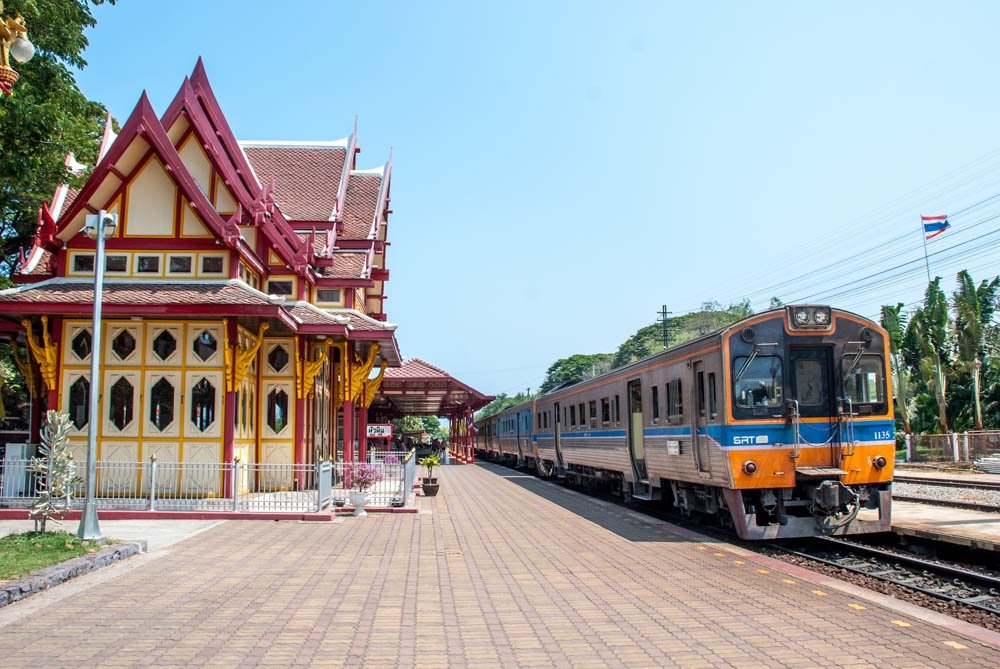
873,455,887,469
813,308,830,325
794,309,809,325
742,461,758,475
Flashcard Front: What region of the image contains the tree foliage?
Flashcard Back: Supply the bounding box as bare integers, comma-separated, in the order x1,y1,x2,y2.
538,353,613,394
0,1,115,278
884,270,1000,434
390,415,446,439
476,391,533,420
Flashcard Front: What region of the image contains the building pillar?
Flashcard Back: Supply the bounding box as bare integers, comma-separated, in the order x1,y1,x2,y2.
466,409,474,464
342,401,355,464
358,405,368,463
294,338,307,489
222,318,237,496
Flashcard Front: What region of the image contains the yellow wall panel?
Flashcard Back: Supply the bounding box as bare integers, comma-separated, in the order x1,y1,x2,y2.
125,157,176,236
181,201,212,238
178,136,212,196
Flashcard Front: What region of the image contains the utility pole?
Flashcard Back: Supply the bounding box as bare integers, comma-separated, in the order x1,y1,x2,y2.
656,305,671,348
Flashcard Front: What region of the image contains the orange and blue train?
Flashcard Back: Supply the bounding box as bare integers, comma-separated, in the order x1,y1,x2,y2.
475,305,894,540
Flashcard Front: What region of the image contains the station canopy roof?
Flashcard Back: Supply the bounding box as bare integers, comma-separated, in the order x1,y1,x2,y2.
371,358,493,418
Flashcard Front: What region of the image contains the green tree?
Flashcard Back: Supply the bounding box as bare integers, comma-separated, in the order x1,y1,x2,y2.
0,0,115,277
880,303,912,434
611,301,753,369
910,278,952,433
476,391,533,420
539,353,613,394
952,270,999,431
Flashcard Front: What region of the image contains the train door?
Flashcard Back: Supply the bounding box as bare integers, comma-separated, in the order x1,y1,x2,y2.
692,361,712,474
553,401,565,475
626,380,648,481
789,348,835,465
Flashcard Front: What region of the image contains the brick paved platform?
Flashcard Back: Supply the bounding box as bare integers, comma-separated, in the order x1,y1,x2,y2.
1,462,998,668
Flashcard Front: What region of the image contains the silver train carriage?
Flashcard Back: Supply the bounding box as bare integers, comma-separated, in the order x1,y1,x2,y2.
476,305,894,540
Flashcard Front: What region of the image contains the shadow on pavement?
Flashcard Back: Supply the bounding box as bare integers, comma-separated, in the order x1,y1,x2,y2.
474,461,700,544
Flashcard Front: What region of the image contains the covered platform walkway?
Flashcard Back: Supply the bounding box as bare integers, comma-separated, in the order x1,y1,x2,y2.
369,358,492,463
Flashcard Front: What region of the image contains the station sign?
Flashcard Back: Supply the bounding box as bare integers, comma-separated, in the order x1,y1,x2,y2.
367,424,394,438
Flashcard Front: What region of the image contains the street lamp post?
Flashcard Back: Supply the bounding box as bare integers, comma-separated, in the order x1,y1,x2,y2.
78,210,117,541
0,2,35,96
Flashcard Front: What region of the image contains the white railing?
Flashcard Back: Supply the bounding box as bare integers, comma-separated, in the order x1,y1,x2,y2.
0,456,414,513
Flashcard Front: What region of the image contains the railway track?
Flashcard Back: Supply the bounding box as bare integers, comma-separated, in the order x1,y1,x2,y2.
893,475,1000,491
777,537,1000,618
892,475,1000,513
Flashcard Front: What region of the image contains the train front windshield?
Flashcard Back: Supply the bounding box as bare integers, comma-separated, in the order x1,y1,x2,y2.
733,355,783,411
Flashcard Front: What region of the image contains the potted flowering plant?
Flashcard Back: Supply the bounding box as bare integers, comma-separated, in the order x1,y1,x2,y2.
347,463,384,516
418,453,440,497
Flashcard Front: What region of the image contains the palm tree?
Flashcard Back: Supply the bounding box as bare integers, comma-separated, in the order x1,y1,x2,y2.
881,304,912,434
952,270,999,431
911,279,951,433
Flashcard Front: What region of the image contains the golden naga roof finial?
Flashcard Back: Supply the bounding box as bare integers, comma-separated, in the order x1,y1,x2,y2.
21,315,57,391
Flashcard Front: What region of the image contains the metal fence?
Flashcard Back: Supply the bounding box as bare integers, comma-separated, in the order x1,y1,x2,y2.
898,430,1000,462
0,453,416,514
331,452,416,508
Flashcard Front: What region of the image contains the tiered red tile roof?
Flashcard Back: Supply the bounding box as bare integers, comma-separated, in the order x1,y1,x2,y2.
241,143,346,222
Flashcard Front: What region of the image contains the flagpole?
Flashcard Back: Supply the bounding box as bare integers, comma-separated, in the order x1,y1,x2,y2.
920,217,932,284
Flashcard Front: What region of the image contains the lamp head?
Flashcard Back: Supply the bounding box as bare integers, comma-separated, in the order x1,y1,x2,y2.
9,35,33,63
83,211,118,240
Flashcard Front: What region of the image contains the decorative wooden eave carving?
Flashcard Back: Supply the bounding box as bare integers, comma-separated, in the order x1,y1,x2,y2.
349,343,379,403
297,340,330,400
231,322,268,392
362,360,387,409
10,340,40,398
20,315,57,391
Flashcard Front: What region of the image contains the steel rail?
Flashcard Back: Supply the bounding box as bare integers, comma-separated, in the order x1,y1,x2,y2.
892,494,1000,513
893,475,1000,492
776,536,1000,616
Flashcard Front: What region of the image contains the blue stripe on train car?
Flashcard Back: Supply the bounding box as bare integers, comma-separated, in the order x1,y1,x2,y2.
723,420,895,447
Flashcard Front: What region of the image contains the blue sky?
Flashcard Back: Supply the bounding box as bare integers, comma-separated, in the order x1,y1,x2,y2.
74,1,1000,397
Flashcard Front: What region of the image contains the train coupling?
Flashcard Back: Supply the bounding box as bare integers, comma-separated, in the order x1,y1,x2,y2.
812,479,857,515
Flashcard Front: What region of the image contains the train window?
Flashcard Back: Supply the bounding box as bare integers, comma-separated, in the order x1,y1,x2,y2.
842,354,885,406
708,373,718,419
794,358,826,407
733,355,783,415
614,395,620,423
579,403,586,429
589,401,597,428
664,383,672,423
651,386,660,422
697,372,706,417
564,407,568,426
668,379,683,418
570,404,576,426
601,398,610,424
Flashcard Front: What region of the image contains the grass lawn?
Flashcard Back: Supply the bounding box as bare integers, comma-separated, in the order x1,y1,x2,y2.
0,531,108,581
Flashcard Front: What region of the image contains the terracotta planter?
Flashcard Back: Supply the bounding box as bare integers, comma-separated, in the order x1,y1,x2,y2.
422,477,440,497
349,490,371,516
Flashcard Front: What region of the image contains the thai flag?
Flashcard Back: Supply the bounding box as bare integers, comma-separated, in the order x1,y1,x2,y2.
922,215,951,240
467,414,477,434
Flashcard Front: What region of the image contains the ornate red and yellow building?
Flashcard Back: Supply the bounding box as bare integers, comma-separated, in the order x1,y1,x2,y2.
0,61,400,478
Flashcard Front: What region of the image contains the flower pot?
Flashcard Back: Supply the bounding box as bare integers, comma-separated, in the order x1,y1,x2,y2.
349,490,371,516
421,477,440,497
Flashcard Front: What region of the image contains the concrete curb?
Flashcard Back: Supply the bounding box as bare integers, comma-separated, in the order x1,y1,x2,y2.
0,540,147,608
